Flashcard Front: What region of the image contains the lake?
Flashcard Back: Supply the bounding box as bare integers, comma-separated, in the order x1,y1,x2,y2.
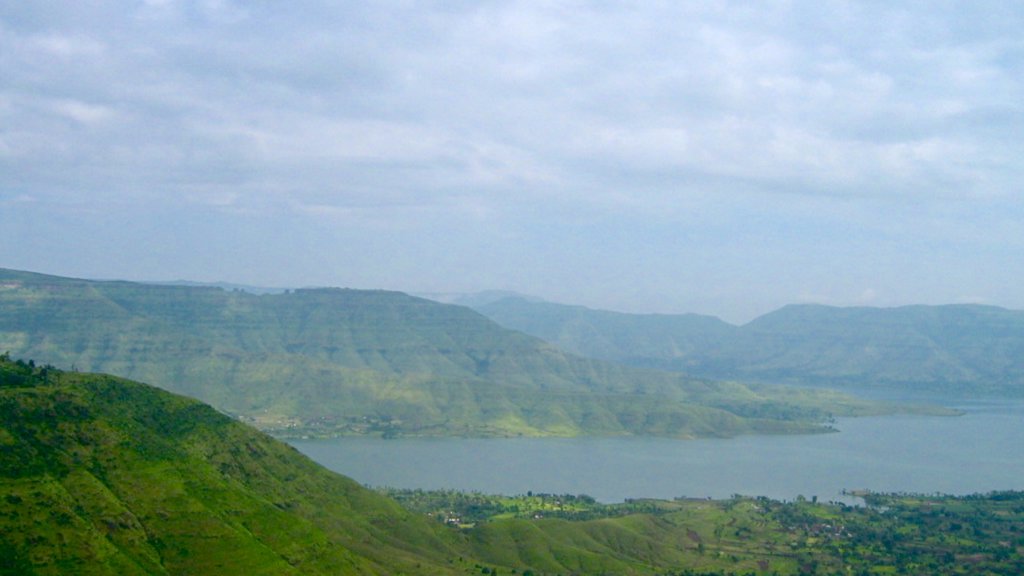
289,397,1024,503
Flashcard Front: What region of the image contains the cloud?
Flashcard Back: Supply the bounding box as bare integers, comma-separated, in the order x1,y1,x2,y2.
5,2,1019,206
48,99,117,124
1,1,1023,319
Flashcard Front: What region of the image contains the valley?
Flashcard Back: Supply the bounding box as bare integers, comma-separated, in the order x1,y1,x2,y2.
3,355,1022,575
2,268,1018,574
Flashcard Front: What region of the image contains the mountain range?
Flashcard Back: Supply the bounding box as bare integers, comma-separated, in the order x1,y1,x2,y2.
0,268,888,439
473,297,1024,396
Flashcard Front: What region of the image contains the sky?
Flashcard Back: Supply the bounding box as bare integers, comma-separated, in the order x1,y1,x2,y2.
1,1,1022,323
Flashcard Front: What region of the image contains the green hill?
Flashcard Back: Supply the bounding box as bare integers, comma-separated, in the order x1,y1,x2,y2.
0,268,890,439
475,298,1024,396
0,355,466,575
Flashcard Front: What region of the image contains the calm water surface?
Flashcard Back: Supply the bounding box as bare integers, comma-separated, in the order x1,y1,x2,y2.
289,398,1024,503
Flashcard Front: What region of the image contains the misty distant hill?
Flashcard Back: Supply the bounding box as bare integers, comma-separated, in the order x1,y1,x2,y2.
475,298,1024,396
148,279,289,294
417,289,544,308
0,268,892,439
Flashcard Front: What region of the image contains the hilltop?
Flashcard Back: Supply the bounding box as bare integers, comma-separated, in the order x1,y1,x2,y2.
0,268,896,439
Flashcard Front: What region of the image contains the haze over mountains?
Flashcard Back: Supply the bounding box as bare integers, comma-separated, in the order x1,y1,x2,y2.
473,297,1024,396
0,268,885,439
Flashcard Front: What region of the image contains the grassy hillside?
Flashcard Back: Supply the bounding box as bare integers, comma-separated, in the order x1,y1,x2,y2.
476,297,1024,396
0,356,471,575
0,268,896,438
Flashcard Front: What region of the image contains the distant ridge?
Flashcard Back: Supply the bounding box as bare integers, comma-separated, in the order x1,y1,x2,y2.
148,279,289,295
0,268,896,439
417,289,545,308
475,298,1024,396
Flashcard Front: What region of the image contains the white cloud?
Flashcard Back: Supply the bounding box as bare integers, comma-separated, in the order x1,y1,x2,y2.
2,1,1023,317
26,33,106,59
48,99,116,124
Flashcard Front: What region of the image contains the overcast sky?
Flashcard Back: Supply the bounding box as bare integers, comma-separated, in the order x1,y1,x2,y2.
2,1,1022,322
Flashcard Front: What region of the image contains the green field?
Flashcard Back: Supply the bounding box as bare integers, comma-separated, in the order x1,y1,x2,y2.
385,487,1024,575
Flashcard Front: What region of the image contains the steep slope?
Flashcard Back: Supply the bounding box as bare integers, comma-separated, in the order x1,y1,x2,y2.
0,268,879,438
474,298,1024,395
0,356,465,575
